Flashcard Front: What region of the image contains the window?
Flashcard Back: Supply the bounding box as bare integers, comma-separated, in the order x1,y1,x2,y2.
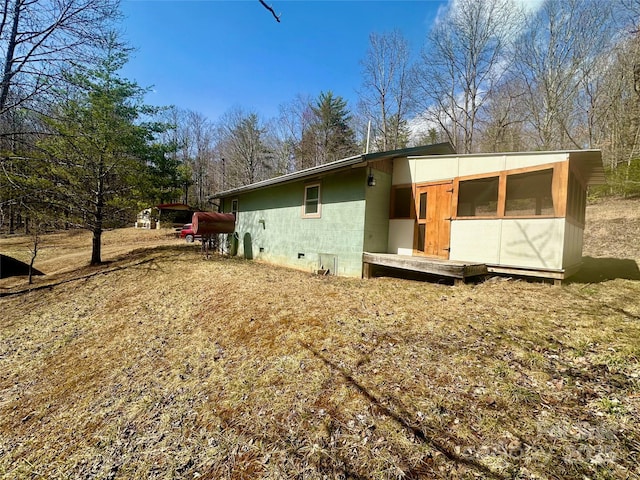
418,192,427,219
303,184,321,217
417,224,426,252
390,186,412,218
457,177,499,217
505,169,553,216
416,191,427,252
455,166,559,220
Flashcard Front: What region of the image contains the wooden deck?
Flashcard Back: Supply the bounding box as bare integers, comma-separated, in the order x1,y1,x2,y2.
362,253,488,285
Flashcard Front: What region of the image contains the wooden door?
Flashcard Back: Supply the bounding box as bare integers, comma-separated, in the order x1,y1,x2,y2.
414,182,453,259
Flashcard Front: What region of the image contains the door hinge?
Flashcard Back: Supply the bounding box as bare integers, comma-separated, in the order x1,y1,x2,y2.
446,188,454,193
443,247,451,252
446,217,453,221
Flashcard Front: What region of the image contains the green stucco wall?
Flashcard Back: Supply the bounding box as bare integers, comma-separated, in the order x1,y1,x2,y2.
363,170,392,253
222,168,369,277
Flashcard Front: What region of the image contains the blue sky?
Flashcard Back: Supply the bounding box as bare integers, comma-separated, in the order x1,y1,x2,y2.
120,1,447,121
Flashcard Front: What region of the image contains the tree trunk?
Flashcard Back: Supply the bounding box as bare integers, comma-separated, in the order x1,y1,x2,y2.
28,230,39,285
0,0,21,115
91,227,102,265
9,203,14,234
91,177,104,265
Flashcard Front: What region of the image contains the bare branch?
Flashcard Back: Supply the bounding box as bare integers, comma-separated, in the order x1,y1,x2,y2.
258,0,280,23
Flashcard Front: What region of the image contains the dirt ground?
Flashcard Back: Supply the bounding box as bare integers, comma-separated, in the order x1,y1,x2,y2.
0,198,638,479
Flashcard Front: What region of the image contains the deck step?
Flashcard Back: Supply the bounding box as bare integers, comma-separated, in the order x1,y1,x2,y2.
362,252,487,282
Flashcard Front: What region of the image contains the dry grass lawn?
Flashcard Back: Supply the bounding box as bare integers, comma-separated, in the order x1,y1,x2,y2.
0,198,639,479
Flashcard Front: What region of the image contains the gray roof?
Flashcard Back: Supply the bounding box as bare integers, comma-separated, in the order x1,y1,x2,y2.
211,143,455,199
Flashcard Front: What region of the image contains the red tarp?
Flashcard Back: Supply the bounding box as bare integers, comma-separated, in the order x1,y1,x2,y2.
191,212,236,235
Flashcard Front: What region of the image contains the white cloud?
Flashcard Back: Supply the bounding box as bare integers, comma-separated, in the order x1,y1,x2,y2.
515,0,544,14
435,0,545,25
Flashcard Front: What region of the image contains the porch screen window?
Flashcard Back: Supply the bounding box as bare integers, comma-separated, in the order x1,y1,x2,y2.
505,169,554,216
457,177,499,217
304,184,320,217
391,186,412,218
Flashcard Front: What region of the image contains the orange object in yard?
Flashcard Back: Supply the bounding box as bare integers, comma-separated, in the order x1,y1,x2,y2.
191,212,236,235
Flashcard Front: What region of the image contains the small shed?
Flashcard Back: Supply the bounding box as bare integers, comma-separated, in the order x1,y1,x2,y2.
135,203,197,229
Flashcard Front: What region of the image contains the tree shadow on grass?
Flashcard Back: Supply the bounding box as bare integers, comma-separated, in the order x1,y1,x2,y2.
0,245,190,297
300,341,508,480
568,256,640,284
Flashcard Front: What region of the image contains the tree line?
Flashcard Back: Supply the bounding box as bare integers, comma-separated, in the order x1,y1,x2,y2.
162,0,640,206
1,0,639,264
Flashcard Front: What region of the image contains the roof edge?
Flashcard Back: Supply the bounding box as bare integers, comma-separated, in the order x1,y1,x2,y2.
211,142,455,199
407,148,602,160
210,153,365,199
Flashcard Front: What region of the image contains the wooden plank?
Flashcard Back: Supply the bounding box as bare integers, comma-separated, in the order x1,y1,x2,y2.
363,253,487,280
486,265,565,280
363,251,579,283
362,262,371,279
556,161,569,218
497,171,507,217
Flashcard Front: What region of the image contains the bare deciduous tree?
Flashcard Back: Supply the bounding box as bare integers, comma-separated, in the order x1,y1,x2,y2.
513,0,618,150
359,30,412,152
264,117,295,177
587,31,640,182
414,0,521,153
184,110,216,208
0,0,121,121
216,107,272,188
274,94,314,171
476,77,527,153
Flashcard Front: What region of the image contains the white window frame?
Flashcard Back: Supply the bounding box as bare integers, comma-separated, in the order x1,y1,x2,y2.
302,183,321,218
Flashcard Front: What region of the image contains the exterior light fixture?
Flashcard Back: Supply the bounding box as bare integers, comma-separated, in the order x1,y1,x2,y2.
367,167,376,187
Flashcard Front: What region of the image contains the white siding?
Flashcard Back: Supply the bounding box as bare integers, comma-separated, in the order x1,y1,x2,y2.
392,159,412,185
458,156,505,177
457,152,566,177
403,151,570,183
563,221,584,269
505,152,568,170
449,220,502,264
449,218,566,270
388,219,414,255
413,157,459,184
499,219,565,270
